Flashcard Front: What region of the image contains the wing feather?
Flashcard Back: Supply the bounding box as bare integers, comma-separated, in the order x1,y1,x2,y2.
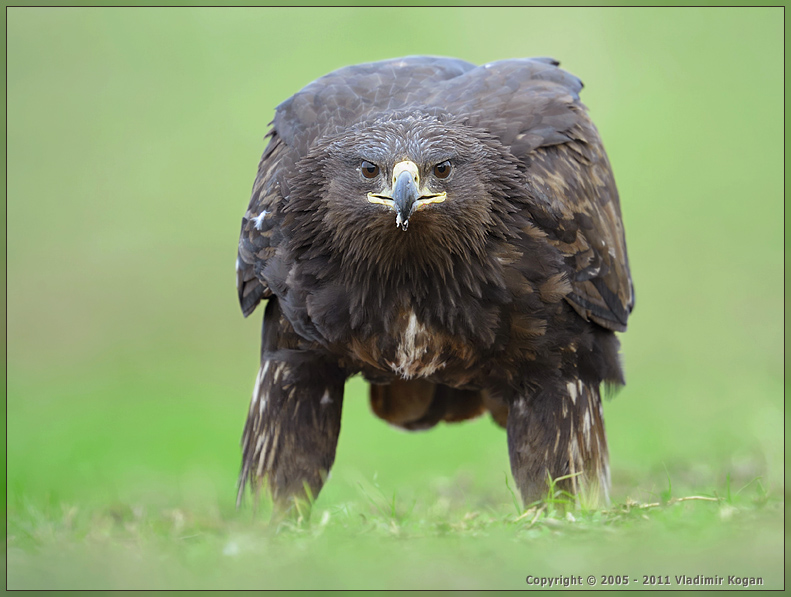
522,124,634,331
236,131,291,316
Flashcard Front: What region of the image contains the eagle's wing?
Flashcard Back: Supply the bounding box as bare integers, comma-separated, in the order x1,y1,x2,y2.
238,57,633,330
523,116,635,332
431,58,634,331
236,131,291,317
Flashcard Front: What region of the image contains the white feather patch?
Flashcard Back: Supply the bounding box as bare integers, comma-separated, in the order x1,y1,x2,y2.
389,311,445,379
253,210,269,230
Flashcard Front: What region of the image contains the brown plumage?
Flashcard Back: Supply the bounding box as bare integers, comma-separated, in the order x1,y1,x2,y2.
236,56,634,513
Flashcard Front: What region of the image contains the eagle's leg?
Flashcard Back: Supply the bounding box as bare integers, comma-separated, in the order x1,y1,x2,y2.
506,378,610,509
237,302,345,520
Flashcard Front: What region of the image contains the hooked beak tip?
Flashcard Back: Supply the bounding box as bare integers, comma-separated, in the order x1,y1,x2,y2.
393,170,419,229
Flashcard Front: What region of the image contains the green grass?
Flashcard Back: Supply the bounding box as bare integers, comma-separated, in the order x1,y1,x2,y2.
6,6,784,591
7,468,781,590
6,372,784,589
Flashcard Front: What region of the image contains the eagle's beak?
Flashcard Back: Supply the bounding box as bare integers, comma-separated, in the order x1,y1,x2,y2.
392,166,420,229
367,160,447,231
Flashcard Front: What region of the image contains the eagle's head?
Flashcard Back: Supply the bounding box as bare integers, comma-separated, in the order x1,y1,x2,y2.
285,111,523,276
335,111,492,232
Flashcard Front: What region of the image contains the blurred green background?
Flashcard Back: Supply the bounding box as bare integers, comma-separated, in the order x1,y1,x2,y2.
7,6,784,590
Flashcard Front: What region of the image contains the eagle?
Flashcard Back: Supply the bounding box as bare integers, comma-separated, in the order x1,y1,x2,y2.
235,56,633,515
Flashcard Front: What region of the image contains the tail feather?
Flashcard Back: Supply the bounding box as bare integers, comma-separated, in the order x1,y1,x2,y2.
370,379,487,430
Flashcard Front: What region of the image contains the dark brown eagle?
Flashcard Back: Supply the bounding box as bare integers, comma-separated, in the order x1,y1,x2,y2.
236,56,633,514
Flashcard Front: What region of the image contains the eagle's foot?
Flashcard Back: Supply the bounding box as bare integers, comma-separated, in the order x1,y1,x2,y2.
268,487,318,529
506,378,610,510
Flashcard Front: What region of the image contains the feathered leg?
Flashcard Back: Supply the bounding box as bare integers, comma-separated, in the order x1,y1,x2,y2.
238,301,345,518
507,378,610,508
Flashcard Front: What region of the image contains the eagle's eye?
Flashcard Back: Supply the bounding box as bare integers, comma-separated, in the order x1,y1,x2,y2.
361,161,380,179
433,160,452,179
